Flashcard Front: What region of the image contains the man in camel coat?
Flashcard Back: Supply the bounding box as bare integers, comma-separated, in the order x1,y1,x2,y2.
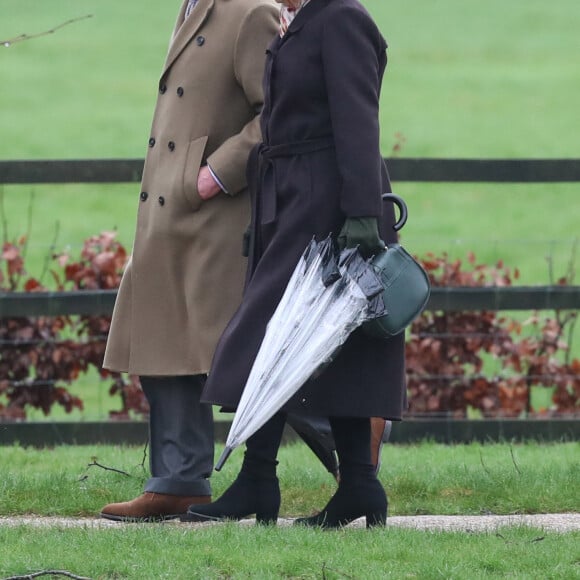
100,0,279,521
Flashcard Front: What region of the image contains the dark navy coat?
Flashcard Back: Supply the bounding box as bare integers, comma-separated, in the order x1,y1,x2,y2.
202,0,407,420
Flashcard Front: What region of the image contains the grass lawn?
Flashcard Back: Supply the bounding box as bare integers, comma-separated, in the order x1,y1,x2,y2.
0,442,579,578
1,525,578,579
1,442,578,517
1,4,578,577
2,0,578,280
1,0,578,283
2,181,579,287
1,0,579,159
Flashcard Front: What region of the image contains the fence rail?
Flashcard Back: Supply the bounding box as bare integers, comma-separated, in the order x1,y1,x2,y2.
1,158,580,184
1,158,579,426
1,419,578,446
1,157,579,317
1,286,580,318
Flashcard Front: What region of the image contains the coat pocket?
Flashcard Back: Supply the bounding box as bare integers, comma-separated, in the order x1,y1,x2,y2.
182,135,209,212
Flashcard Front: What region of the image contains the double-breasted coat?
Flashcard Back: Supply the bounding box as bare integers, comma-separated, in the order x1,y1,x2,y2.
103,0,279,376
202,0,407,420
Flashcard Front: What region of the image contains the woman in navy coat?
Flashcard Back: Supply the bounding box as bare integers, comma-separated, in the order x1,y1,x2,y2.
185,0,407,528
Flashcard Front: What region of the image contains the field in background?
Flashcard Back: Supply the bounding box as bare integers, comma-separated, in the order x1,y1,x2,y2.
1,181,578,287
1,0,579,159
1,0,578,281
1,1,579,419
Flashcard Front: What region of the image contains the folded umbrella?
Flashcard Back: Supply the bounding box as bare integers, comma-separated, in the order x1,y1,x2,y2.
286,413,339,478
215,237,385,471
286,413,394,479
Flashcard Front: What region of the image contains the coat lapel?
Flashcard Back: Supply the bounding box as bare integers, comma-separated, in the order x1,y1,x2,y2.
162,0,215,78
278,0,329,49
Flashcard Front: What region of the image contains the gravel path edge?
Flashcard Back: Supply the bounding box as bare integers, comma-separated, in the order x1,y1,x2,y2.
1,513,579,532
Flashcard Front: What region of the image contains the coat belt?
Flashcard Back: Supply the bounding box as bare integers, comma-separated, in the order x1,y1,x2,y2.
245,137,335,275
252,136,335,226
259,136,335,161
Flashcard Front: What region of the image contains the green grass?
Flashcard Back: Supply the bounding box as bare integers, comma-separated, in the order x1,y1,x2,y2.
2,0,579,281
368,0,580,159
2,0,579,284
1,442,579,578
1,442,578,517
2,0,579,159
2,182,579,288
1,525,578,579
1,6,578,577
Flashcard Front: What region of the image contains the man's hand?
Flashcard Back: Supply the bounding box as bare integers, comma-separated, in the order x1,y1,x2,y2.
197,166,222,200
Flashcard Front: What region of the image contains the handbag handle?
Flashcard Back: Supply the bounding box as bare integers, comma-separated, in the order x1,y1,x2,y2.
382,193,408,231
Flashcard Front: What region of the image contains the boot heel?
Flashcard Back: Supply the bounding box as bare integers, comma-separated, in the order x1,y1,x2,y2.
366,510,387,528
256,508,279,525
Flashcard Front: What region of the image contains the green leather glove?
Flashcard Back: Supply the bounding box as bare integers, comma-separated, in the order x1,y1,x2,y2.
337,217,386,258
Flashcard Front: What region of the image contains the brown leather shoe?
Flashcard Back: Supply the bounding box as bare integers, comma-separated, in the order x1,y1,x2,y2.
370,417,388,474
100,492,211,522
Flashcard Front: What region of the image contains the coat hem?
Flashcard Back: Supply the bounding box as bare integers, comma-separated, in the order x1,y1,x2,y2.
209,399,404,422
102,363,211,377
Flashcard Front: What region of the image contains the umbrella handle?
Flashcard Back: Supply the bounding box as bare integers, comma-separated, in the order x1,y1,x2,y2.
214,446,233,472
382,193,408,231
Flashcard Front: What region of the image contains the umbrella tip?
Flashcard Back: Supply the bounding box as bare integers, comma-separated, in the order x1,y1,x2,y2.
214,447,233,472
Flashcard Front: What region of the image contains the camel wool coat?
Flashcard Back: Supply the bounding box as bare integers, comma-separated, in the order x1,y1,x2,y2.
103,0,279,376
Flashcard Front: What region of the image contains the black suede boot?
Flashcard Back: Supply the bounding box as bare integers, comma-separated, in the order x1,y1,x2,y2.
294,465,387,529
181,469,280,524
295,417,388,529
181,414,285,525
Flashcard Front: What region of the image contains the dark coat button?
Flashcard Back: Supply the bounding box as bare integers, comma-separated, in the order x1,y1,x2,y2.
177,87,184,97
168,141,175,151
140,191,148,201
159,84,167,94
149,137,156,147
158,196,165,206
196,36,205,46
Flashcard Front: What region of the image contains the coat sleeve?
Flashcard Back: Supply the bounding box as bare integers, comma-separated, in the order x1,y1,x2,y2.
321,6,387,218
206,2,278,196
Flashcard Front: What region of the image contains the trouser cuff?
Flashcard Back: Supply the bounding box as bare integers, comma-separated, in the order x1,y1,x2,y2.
144,477,211,496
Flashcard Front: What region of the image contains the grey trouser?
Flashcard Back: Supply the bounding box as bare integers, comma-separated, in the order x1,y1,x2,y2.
140,375,213,496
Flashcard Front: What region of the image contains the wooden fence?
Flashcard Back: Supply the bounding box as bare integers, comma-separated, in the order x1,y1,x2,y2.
1,157,579,316
1,157,579,442
1,158,580,184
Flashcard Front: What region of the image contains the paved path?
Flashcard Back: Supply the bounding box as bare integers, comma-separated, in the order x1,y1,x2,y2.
1,514,578,532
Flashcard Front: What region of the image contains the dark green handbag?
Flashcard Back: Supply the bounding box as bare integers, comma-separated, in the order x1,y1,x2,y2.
363,194,431,338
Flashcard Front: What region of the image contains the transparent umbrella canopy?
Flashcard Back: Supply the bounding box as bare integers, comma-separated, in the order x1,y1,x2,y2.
215,237,385,471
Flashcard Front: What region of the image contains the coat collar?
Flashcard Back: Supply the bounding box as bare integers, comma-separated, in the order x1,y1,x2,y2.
280,0,329,43
161,0,215,78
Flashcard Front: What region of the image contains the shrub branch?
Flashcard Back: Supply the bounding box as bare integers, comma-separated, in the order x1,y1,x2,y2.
2,571,92,580
1,15,93,47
